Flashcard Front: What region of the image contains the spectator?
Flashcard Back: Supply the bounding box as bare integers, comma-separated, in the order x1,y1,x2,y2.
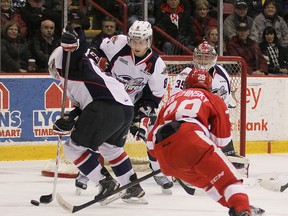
192,0,217,46
126,0,155,24
246,0,285,18
91,16,118,46
259,26,288,74
30,19,60,72
154,0,194,19
226,22,268,75
224,0,257,43
11,0,26,9
1,0,27,38
45,0,90,37
1,20,31,72
88,1,120,30
19,0,47,39
204,26,219,52
246,0,263,18
251,0,288,47
154,0,197,54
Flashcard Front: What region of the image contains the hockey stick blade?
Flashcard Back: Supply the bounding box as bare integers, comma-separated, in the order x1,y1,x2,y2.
39,193,53,204
57,169,161,213
177,179,196,195
280,182,288,192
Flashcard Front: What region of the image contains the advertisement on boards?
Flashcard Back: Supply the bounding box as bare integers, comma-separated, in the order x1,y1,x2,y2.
0,75,72,143
246,77,288,141
1,75,288,144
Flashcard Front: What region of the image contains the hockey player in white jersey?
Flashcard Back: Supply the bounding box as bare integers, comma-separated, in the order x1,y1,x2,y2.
171,41,249,176
50,25,146,203
74,20,174,195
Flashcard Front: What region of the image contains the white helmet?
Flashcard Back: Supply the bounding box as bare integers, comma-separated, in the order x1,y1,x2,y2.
127,20,153,49
193,41,218,70
48,46,63,80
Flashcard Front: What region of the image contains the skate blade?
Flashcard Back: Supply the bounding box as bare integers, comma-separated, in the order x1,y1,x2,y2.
75,187,83,196
100,191,126,206
122,196,148,204
161,188,172,195
250,205,265,216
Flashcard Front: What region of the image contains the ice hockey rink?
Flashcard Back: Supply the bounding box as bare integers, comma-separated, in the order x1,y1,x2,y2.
0,154,287,216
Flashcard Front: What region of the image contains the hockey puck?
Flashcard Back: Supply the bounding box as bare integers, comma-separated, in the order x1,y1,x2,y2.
30,199,40,206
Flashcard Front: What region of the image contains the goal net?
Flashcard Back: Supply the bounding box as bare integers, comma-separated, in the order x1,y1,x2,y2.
41,55,247,177
124,55,247,164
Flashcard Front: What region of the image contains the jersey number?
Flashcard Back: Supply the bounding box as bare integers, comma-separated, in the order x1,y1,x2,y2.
163,99,202,119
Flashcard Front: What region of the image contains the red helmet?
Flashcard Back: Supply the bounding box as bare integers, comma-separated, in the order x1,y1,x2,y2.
185,68,212,91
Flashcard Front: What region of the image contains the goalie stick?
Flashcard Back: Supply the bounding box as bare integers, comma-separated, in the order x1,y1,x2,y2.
56,169,161,213
39,50,71,204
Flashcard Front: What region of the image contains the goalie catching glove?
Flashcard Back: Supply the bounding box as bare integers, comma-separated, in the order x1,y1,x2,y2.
53,107,81,135
130,104,156,142
61,25,79,52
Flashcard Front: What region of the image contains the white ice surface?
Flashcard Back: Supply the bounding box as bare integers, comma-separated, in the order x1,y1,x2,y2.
0,154,287,216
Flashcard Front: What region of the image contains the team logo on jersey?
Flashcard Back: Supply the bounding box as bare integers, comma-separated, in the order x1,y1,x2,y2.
115,75,145,93
212,86,227,100
110,35,118,44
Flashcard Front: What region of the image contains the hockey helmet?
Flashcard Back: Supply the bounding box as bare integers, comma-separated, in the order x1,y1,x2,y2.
193,41,218,70
127,20,153,49
185,68,212,91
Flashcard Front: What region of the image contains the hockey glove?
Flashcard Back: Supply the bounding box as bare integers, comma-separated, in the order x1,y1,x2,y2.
130,117,150,142
61,25,79,52
134,104,157,124
53,107,81,135
53,115,76,135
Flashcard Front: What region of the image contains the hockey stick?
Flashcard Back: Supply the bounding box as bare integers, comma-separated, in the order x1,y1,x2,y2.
177,179,196,195
56,169,161,213
39,50,71,204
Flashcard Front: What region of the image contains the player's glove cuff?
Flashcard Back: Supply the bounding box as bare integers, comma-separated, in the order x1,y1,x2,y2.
53,115,76,135
61,25,79,52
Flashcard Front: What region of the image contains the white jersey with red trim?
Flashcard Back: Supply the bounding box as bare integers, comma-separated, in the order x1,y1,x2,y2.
99,35,168,108
171,65,231,106
147,88,232,150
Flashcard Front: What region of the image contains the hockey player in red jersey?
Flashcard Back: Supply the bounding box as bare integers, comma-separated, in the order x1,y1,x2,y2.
147,68,254,216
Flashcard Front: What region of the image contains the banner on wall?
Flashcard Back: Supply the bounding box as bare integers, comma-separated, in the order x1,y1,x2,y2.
1,75,288,144
0,75,72,143
246,77,288,141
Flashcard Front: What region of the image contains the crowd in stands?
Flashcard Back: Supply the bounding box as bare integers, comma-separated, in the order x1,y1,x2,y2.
1,0,288,75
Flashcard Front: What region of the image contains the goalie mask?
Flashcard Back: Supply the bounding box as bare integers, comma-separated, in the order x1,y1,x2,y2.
48,46,63,80
193,41,218,70
185,68,212,91
128,20,152,56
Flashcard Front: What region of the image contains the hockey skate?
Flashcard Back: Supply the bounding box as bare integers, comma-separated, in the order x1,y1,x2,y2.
121,173,148,204
229,208,251,216
96,168,121,205
229,205,265,216
75,173,89,195
250,205,265,215
153,175,173,195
